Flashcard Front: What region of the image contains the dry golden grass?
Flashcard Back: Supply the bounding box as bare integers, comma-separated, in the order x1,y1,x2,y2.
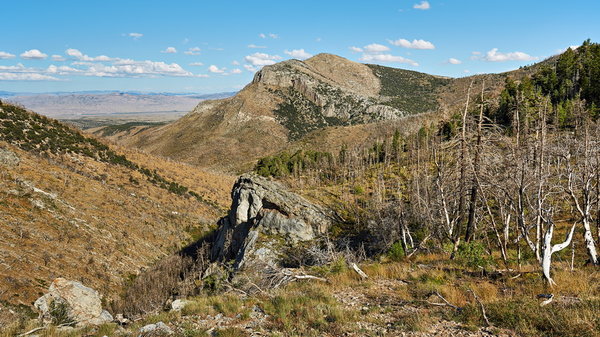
0,140,232,311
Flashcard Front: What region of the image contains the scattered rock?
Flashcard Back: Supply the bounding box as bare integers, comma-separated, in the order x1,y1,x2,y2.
170,299,189,312
211,174,333,269
34,278,113,326
0,147,19,166
138,321,173,336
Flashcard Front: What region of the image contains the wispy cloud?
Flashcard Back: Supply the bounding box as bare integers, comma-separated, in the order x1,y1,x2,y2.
0,51,15,59
127,32,143,39
284,49,313,60
349,46,363,53
161,47,177,54
364,43,390,53
447,58,462,64
189,62,204,66
66,49,115,62
481,48,538,62
359,53,419,66
51,54,66,61
259,33,279,39
413,1,430,10
388,39,435,49
184,47,201,55
248,44,267,49
20,49,48,60
230,68,242,74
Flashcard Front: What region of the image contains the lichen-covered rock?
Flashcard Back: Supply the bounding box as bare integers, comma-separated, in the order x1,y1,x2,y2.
211,174,332,269
34,278,113,326
0,147,19,166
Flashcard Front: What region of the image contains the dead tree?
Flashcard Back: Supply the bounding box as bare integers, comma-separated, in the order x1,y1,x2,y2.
541,215,576,285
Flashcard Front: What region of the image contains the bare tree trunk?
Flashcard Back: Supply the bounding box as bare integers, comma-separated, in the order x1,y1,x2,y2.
541,219,576,286
466,80,485,242
454,81,473,257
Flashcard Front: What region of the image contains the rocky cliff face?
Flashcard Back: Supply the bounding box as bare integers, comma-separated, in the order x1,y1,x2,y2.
211,174,332,269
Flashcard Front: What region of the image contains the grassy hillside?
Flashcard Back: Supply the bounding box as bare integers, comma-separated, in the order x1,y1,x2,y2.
0,101,233,315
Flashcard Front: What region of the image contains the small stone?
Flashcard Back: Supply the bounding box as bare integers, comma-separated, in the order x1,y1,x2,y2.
138,321,173,336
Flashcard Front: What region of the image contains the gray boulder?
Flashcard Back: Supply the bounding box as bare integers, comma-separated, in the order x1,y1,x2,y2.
211,174,332,269
34,278,113,326
0,147,19,166
138,321,173,336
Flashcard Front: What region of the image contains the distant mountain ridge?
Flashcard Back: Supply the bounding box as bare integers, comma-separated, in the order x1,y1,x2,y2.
2,91,235,119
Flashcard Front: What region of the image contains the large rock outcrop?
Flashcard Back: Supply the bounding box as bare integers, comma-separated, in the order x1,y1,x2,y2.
34,278,113,326
211,174,333,269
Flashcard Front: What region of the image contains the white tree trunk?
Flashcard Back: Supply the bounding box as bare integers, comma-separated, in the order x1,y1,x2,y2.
541,222,576,286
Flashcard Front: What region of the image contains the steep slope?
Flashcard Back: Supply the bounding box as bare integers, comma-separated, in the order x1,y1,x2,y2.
106,54,451,172
0,101,234,307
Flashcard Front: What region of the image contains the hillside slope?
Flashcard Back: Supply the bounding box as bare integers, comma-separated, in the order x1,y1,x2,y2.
0,101,234,307
100,54,452,172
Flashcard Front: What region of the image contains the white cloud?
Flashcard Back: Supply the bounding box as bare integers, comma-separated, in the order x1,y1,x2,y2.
259,33,278,39
413,1,430,10
483,48,538,62
0,73,59,81
448,58,462,64
349,46,363,53
364,43,390,53
248,44,267,49
51,54,66,61
359,53,419,66
161,47,177,54
244,64,258,72
284,49,312,60
230,68,242,74
463,70,471,74
46,64,82,74
20,49,48,60
316,37,322,42
208,65,225,73
389,38,435,49
128,32,143,39
244,52,282,66
66,49,115,62
189,62,204,66
1,51,196,79
184,47,201,55
0,51,15,59
232,60,240,65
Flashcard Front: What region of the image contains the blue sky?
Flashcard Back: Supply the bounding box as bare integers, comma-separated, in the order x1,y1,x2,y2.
0,0,598,93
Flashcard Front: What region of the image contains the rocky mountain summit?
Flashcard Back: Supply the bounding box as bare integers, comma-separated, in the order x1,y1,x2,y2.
111,54,452,171
211,174,333,270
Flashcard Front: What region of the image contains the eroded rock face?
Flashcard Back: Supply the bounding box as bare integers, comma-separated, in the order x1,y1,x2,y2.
211,174,332,269
34,278,113,326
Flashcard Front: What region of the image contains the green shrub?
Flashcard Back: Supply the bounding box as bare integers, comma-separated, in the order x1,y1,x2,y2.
455,242,493,270
387,241,405,261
